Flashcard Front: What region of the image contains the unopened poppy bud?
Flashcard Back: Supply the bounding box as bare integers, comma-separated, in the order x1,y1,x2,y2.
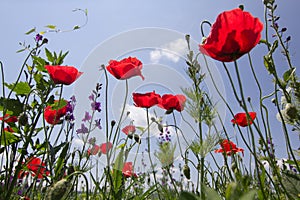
134,134,141,144
271,98,276,104
231,162,237,171
67,165,75,176
42,38,48,44
247,96,251,102
165,109,173,115
285,103,297,119
45,178,71,200
18,113,28,126
183,164,191,180
111,120,116,127
151,117,156,122
157,123,164,132
185,34,190,44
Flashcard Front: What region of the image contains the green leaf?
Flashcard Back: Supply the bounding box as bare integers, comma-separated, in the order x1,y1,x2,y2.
116,143,126,149
1,131,20,146
4,82,31,95
45,24,56,29
240,190,257,200
34,73,48,91
0,97,23,116
269,40,278,54
263,55,275,74
179,191,200,200
45,48,54,63
112,149,124,194
16,48,26,53
50,100,67,110
283,68,296,82
54,142,70,181
56,51,69,65
281,171,300,199
203,185,222,200
32,56,47,72
25,27,36,35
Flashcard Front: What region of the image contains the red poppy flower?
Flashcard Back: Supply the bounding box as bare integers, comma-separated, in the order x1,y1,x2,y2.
0,114,18,123
100,142,113,154
106,57,144,80
132,91,161,108
122,162,138,178
26,157,50,179
44,100,68,125
215,139,244,156
87,145,100,156
159,94,186,112
199,8,263,62
45,65,83,85
122,125,136,136
231,112,256,127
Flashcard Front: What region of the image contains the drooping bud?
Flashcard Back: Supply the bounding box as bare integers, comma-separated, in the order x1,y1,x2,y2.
45,179,72,200
18,113,28,126
183,164,191,180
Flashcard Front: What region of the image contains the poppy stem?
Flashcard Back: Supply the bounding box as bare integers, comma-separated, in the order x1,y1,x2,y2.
146,108,162,200
200,20,212,38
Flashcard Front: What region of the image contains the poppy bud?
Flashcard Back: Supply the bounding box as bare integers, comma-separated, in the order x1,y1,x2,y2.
45,178,71,200
231,162,237,171
42,38,48,44
151,117,156,122
183,164,191,180
67,165,75,176
247,96,251,102
285,103,297,119
111,120,116,127
18,113,28,126
134,134,141,144
185,34,190,44
157,123,164,132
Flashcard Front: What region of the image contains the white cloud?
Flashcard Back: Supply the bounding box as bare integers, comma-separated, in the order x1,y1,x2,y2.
150,38,188,63
125,104,156,127
72,138,84,148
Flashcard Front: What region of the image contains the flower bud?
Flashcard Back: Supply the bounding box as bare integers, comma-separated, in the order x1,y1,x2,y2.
285,103,297,119
111,120,116,127
18,113,28,126
45,178,71,200
134,134,141,144
183,164,191,180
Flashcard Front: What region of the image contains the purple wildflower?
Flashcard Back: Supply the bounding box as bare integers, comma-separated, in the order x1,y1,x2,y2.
35,34,43,42
76,123,89,134
91,102,101,112
89,94,94,101
95,119,102,129
82,111,92,122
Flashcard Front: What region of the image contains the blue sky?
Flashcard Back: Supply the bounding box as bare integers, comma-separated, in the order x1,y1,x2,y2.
1,1,299,176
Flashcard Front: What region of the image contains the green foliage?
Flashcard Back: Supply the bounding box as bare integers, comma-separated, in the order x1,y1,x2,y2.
155,142,176,168
0,97,23,116
4,82,31,95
